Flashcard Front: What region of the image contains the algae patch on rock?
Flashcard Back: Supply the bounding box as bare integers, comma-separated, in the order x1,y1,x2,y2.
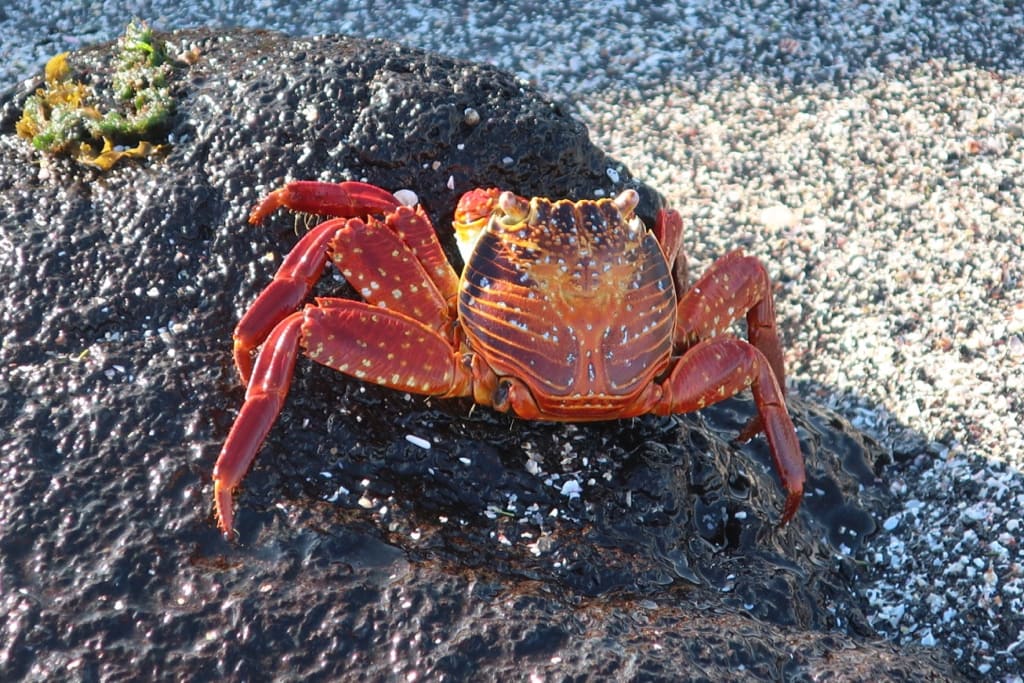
15,20,190,170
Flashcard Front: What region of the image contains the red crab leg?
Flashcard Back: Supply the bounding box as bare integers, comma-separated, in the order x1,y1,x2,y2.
215,311,304,536
248,180,401,225
652,208,688,294
674,250,788,443
654,337,804,524
330,215,454,326
385,207,461,302
233,219,345,384
213,302,472,536
235,202,458,384
674,250,786,392
301,303,471,396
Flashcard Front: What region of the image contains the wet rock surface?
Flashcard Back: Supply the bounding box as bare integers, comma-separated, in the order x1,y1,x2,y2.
0,29,960,680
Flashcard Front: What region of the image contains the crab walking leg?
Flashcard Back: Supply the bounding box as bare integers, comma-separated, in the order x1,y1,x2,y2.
233,220,346,384
384,207,461,303
651,209,688,296
214,302,473,535
235,208,458,385
673,251,788,442
248,180,401,225
215,311,304,535
300,303,472,396
654,337,805,523
329,216,454,334
673,250,786,391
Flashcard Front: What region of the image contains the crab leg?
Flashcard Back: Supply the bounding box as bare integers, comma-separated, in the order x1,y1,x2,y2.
235,185,460,385
652,208,688,295
248,180,401,225
329,215,456,332
215,311,304,535
384,207,461,302
672,249,788,444
654,337,804,523
233,219,345,384
215,302,473,535
220,182,469,535
673,250,786,388
234,180,405,382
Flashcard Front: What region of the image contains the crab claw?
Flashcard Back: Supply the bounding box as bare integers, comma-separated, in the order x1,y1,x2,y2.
248,180,402,225
454,187,501,228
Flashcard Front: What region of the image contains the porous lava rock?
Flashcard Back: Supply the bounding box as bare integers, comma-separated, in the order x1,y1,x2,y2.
0,29,960,680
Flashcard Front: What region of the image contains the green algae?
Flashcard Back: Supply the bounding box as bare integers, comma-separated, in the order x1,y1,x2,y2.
16,21,190,170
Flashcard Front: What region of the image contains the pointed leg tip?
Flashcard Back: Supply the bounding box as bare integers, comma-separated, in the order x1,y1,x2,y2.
777,490,803,526
214,481,237,540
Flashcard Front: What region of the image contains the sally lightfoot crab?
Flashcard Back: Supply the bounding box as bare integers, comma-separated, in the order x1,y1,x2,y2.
213,180,805,536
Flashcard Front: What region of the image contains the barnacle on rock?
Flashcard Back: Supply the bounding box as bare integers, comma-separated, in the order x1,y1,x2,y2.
15,20,189,171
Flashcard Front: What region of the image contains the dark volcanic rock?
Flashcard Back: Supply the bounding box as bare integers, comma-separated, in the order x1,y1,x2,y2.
0,29,959,681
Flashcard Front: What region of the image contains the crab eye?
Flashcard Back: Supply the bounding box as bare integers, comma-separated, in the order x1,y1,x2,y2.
498,192,530,222
612,189,639,217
